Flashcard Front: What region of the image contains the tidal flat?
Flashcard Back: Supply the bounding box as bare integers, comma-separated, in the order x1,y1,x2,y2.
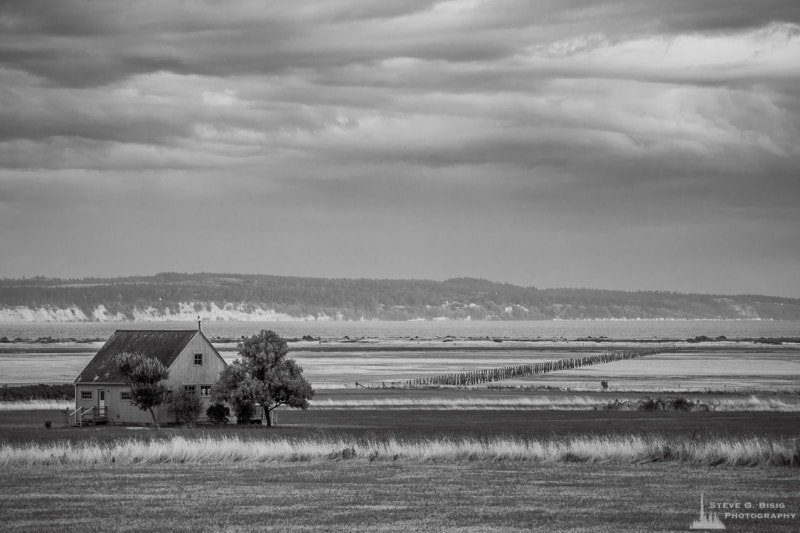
1,337,799,391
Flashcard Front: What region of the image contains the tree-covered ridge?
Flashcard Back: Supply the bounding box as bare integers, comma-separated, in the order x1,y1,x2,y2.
1,273,799,320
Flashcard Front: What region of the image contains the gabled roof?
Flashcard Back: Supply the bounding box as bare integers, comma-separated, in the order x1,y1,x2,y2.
75,330,199,383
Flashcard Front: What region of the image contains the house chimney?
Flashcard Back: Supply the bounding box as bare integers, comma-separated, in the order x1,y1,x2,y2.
197,316,202,332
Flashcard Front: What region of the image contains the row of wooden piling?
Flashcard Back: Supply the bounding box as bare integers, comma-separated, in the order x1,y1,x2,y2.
401,346,675,387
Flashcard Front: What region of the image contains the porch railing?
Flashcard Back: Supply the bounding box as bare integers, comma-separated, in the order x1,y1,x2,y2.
68,406,108,426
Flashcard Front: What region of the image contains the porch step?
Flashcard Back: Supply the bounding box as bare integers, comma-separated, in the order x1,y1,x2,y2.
68,406,108,427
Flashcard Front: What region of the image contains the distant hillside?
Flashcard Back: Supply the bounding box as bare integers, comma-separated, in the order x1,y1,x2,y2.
1,273,799,322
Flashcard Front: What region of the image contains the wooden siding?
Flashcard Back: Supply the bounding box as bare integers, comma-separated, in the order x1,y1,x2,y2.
165,333,226,388
75,383,172,424
164,332,227,420
74,384,99,411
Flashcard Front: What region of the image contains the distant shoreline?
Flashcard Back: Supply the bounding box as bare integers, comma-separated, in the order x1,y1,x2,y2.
3,274,798,321
1,334,798,346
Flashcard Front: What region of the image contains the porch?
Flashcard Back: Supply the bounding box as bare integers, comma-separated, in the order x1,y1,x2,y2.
67,406,108,426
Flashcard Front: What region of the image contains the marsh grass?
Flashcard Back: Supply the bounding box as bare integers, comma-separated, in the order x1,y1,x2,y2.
2,394,798,412
309,395,800,411
0,399,72,411
309,396,605,410
718,395,800,411
1,434,797,468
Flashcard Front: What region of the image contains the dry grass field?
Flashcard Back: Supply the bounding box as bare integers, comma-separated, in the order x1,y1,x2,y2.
1,460,797,532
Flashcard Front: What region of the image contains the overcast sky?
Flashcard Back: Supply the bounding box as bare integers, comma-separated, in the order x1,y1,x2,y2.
1,1,798,296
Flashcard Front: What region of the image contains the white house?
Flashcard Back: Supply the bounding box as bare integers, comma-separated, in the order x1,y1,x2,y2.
72,329,227,425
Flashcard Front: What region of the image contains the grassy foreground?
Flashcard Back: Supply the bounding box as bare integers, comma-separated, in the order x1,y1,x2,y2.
1,461,798,532
1,434,799,467
2,406,798,531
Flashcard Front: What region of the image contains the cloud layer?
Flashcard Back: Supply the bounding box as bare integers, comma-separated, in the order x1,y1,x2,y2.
1,0,799,295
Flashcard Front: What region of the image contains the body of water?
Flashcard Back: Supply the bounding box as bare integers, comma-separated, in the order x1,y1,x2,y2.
1,319,798,341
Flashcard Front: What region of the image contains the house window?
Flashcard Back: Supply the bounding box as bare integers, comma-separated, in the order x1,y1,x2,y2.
184,385,197,395
80,390,92,400
200,385,212,397
194,353,203,366
121,391,132,401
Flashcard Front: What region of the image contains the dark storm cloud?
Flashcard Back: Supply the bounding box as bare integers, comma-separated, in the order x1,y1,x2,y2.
631,0,800,33
0,0,798,295
1,1,798,85
2,0,508,87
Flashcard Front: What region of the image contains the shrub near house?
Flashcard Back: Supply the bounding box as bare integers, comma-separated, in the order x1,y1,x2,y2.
74,329,227,425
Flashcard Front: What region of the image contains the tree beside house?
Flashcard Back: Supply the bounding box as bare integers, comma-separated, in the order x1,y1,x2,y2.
213,330,313,426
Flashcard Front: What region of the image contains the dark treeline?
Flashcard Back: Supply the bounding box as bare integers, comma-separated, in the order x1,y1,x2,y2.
1,273,799,320
403,347,674,387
